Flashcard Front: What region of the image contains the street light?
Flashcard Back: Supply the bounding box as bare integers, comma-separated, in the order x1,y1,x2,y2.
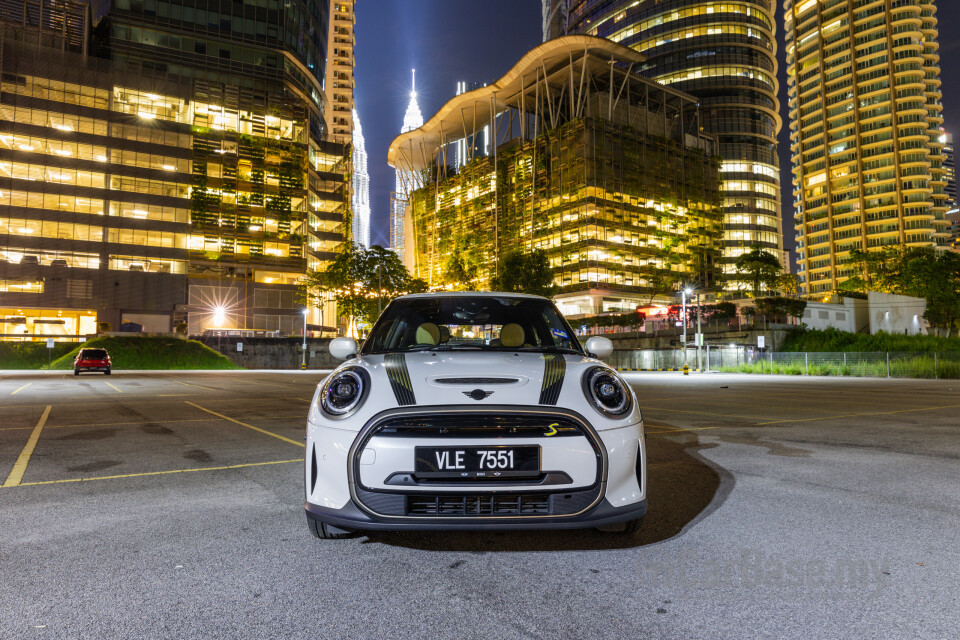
301,308,309,370
682,287,692,366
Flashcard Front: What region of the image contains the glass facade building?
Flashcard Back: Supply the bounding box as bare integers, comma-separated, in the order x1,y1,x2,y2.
546,0,785,286
784,0,949,296
390,37,723,316
0,0,349,338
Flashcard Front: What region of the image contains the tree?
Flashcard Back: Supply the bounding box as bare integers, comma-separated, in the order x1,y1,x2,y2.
734,244,782,296
754,297,807,320
303,243,421,329
900,248,960,336
490,249,557,297
442,251,477,290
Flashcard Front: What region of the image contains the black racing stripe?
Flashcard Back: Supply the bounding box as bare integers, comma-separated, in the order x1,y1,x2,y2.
384,353,416,405
538,354,566,405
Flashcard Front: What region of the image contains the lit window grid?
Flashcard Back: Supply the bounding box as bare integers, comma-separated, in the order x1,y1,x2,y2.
785,0,949,295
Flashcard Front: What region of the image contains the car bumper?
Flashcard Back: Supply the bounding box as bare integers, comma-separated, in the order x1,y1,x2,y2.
305,406,646,532
305,496,647,531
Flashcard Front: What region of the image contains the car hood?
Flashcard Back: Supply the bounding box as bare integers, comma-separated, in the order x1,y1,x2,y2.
308,351,641,431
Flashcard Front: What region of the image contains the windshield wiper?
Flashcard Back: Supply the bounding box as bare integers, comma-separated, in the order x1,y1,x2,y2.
513,346,583,355
405,344,488,352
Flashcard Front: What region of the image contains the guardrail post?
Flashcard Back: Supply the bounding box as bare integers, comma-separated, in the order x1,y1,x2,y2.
934,352,938,380
736,348,740,373
769,352,773,375
886,352,890,378
805,352,808,375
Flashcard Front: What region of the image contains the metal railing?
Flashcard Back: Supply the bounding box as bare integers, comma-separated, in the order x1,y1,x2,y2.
612,348,960,379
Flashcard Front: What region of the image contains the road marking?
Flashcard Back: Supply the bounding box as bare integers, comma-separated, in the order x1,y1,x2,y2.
3,405,53,487
173,380,220,391
185,401,305,448
105,381,122,393
4,458,303,488
754,403,960,426
10,382,31,395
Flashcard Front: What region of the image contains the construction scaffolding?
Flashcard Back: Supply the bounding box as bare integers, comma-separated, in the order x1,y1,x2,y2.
391,36,723,300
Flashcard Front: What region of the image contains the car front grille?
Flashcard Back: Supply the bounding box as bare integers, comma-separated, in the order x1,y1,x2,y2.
407,493,550,516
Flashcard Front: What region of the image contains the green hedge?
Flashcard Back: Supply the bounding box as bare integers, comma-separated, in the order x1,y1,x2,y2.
0,342,78,369
47,336,240,370
781,328,960,353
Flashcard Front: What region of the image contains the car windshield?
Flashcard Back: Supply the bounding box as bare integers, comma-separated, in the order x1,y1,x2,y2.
81,349,108,358
361,295,584,355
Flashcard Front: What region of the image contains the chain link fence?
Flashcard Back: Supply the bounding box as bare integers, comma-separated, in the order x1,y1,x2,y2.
612,348,960,379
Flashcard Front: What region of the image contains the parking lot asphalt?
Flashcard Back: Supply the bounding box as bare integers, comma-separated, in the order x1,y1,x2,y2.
1,370,958,639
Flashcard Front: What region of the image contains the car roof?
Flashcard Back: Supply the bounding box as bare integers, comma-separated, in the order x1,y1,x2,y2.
395,291,550,301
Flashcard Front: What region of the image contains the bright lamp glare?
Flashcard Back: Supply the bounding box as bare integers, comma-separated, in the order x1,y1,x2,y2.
303,309,309,316
212,306,226,326
684,287,693,295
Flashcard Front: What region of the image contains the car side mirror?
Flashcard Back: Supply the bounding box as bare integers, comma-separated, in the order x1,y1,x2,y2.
585,336,614,361
329,337,358,361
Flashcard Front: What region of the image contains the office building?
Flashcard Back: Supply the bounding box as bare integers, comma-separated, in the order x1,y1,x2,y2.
0,0,348,339
784,0,949,296
389,70,422,264
389,37,723,315
545,0,785,286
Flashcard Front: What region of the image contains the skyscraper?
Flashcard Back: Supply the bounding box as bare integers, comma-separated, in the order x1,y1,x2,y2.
324,0,356,144
351,109,371,248
390,71,423,263
784,0,949,296
1,0,349,338
943,132,956,211
546,0,785,287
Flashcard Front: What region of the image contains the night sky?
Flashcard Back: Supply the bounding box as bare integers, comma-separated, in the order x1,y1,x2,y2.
354,0,960,262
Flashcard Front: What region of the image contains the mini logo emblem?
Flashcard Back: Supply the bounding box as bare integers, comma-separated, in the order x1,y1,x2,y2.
464,389,493,400
544,423,559,437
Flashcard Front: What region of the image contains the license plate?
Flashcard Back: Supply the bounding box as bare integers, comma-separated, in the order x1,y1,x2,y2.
414,446,540,479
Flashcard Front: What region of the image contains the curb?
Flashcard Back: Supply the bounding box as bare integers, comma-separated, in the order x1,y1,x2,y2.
617,368,703,372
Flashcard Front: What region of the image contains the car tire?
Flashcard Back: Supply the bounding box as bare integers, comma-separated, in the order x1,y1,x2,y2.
74,369,80,376
105,369,111,375
307,517,354,539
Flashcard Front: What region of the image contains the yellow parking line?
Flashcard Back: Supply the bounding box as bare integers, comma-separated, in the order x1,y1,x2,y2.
173,380,219,391
3,405,53,487
754,403,960,426
185,401,305,448
105,381,122,393
10,382,31,395
5,458,303,488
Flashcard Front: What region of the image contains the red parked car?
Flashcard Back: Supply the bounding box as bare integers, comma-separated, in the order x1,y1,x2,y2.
74,348,111,375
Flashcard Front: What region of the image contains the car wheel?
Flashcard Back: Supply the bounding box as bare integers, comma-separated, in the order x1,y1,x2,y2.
307,517,354,539
74,369,80,376
596,518,643,535
105,369,111,375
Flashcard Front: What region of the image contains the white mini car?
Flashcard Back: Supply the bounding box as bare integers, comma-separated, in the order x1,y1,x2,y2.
304,292,646,538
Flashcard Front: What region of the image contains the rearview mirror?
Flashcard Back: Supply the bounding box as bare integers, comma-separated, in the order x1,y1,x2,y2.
585,336,614,360
329,337,358,361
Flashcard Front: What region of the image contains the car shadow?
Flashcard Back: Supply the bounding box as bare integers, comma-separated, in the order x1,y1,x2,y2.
360,432,733,552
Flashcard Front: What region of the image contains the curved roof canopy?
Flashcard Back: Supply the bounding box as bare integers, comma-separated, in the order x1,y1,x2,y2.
387,35,650,172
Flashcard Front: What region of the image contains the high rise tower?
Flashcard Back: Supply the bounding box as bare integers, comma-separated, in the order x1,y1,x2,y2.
324,1,356,143
351,109,371,248
546,0,784,289
390,70,424,262
0,0,349,337
784,0,949,296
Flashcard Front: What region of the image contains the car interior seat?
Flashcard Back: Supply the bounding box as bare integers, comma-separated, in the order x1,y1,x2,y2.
499,323,526,349
415,322,440,345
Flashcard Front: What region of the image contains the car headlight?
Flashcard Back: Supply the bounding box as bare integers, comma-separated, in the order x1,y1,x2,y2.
582,367,632,417
320,368,369,418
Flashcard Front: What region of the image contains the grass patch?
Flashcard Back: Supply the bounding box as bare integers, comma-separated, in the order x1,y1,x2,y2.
782,327,960,353
0,342,78,369
48,336,240,370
